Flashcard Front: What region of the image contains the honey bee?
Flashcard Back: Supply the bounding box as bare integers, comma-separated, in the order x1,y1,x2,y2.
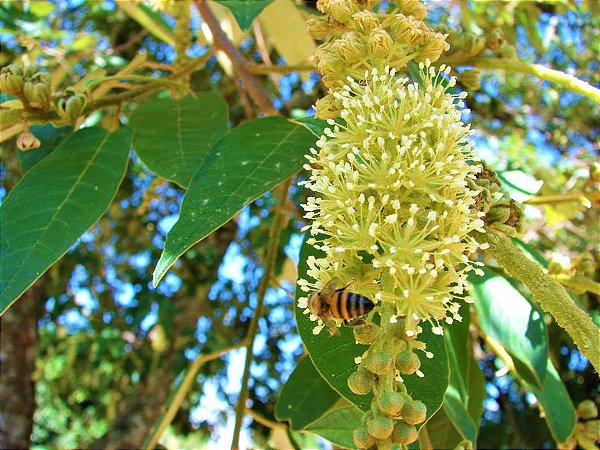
308,277,375,336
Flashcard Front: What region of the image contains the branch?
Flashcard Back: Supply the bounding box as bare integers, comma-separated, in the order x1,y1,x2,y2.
143,342,246,450
523,192,588,206
248,63,316,75
192,0,278,116
468,57,600,105
230,178,294,450
475,231,600,372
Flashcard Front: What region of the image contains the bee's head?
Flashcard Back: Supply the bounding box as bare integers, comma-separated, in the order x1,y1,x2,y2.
307,291,321,315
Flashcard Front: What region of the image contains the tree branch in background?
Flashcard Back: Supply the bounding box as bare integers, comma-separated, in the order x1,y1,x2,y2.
476,231,600,372
193,0,278,116
230,178,294,450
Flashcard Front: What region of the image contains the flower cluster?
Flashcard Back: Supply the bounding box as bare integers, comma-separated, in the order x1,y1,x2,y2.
298,63,486,336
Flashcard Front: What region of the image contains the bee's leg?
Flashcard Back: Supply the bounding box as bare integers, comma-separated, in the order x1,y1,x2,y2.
324,317,341,336
343,318,366,328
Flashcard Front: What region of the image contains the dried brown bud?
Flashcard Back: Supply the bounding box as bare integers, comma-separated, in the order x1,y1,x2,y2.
16,130,41,151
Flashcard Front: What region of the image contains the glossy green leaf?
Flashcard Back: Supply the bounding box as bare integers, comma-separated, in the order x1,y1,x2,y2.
153,116,314,286
215,0,274,31
295,238,449,420
470,270,548,389
129,94,228,188
426,405,466,450
304,406,362,449
0,127,132,315
275,356,340,430
291,117,328,138
527,358,576,443
18,124,72,174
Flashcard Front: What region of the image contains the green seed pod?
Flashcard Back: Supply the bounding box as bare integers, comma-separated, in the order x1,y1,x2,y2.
348,367,374,395
364,347,393,375
396,350,421,375
353,322,381,344
23,81,51,109
353,426,376,449
366,413,394,440
577,399,598,420
377,391,405,417
392,421,418,445
403,400,427,425
375,439,394,450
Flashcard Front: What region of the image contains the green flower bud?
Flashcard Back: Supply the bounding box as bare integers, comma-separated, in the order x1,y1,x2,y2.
584,419,600,436
348,367,374,395
306,16,330,40
23,81,51,109
402,400,427,425
335,31,367,64
364,347,393,375
354,322,381,344
377,391,405,417
353,426,376,449
315,49,344,78
22,65,38,79
16,130,41,151
314,94,342,119
395,350,421,375
367,413,394,440
367,28,393,58
328,0,361,24
352,10,379,34
577,399,598,420
0,66,25,95
418,33,449,62
462,34,486,58
486,204,511,225
572,253,595,276
388,14,413,41
392,421,419,445
398,0,427,20
485,28,505,51
458,68,482,90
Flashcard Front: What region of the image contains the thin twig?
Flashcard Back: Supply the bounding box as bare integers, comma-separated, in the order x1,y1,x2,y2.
245,408,286,430
248,63,316,75
143,342,246,450
230,178,294,450
193,0,278,116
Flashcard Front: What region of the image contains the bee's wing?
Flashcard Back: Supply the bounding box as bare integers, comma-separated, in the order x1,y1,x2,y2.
320,277,340,298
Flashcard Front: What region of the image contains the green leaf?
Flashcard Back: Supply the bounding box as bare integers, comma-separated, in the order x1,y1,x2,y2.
304,406,362,449
0,127,132,315
18,124,72,174
275,356,340,430
153,116,314,286
292,117,328,138
129,94,228,188
426,406,466,450
527,359,576,443
215,0,274,31
470,269,548,388
295,238,449,421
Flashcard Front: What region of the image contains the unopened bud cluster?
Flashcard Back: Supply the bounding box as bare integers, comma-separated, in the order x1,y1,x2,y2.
559,400,599,450
308,0,449,118
348,313,430,448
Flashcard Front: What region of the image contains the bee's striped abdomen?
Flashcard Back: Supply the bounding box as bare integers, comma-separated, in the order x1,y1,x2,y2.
330,290,374,320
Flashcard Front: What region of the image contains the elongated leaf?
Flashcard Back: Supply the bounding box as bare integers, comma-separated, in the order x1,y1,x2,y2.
0,127,132,314
215,0,273,31
292,117,328,138
153,116,314,286
295,238,449,420
470,270,548,388
527,358,576,443
426,405,465,450
275,356,340,430
129,94,228,188
304,406,362,449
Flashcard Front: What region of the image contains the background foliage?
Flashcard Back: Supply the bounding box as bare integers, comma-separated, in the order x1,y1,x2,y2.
0,1,598,449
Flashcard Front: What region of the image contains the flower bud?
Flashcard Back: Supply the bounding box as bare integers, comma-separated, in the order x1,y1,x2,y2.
353,426,376,449
389,14,413,41
364,347,393,375
329,0,360,24
572,253,595,276
23,81,51,109
314,94,342,119
577,400,598,420
16,130,41,151
377,391,405,417
354,322,381,344
462,34,486,57
22,65,38,79
348,367,374,395
335,31,367,64
458,68,482,90
418,33,449,62
398,0,427,20
0,66,24,95
402,400,427,425
367,28,393,58
392,421,419,444
315,49,344,78
57,92,87,124
352,10,379,34
367,413,394,439
485,28,505,51
306,16,330,40
395,350,421,374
